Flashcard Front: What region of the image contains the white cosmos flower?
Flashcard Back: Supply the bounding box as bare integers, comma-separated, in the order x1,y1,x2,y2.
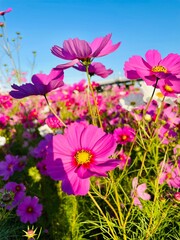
0,136,6,147
119,93,144,111
38,124,53,137
140,82,176,106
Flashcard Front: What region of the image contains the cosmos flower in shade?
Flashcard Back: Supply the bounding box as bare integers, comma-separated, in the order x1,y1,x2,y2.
37,159,49,176
158,124,177,144
0,8,12,16
16,196,43,224
124,49,180,86
46,122,119,195
159,162,180,188
0,154,18,180
131,177,151,209
3,182,26,210
113,126,135,145
51,34,121,69
73,62,113,78
9,68,64,99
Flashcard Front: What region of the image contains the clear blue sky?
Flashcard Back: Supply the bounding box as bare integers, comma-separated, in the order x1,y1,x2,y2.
0,0,180,84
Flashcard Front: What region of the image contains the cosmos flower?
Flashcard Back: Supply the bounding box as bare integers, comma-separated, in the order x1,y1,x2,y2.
0,8,12,16
124,49,180,86
159,162,180,188
16,196,43,224
113,126,135,145
0,154,18,180
9,68,64,99
3,182,26,210
119,92,144,111
46,122,119,195
131,177,151,209
73,62,113,78
51,34,121,69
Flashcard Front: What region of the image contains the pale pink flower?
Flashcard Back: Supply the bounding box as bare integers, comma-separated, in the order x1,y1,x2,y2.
131,177,151,209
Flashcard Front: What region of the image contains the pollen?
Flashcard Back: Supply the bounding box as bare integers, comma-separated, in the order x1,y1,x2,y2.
74,149,93,165
164,84,173,92
152,65,167,73
156,91,164,98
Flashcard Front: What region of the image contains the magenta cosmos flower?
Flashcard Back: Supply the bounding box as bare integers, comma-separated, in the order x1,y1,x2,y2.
46,122,119,195
0,8,12,16
51,34,121,69
113,126,135,145
9,68,64,99
131,177,151,209
124,50,180,87
16,196,43,224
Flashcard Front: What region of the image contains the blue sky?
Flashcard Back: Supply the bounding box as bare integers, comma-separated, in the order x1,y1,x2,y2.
0,0,180,84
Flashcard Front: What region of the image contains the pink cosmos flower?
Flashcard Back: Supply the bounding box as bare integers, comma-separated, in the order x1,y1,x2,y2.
131,177,151,209
0,155,18,180
118,150,131,170
9,68,64,99
113,126,135,145
4,182,26,210
158,124,177,144
0,8,12,16
0,94,13,109
45,114,63,129
16,196,43,224
158,78,180,96
46,122,119,195
124,50,180,87
159,162,180,188
73,62,113,78
51,34,121,69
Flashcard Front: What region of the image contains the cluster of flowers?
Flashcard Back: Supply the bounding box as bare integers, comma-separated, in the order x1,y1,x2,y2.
0,7,180,230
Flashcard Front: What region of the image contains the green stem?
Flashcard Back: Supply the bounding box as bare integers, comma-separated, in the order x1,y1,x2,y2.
88,191,118,240
44,94,67,127
85,65,103,128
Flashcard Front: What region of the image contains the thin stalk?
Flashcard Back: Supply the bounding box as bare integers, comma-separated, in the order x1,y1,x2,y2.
44,94,67,127
85,65,103,128
88,191,118,240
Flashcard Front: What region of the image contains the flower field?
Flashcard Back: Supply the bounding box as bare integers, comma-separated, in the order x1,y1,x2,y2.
0,7,180,240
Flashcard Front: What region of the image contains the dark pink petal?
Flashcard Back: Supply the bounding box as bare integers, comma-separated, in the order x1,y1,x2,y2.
160,53,180,74
56,59,80,69
46,158,75,181
92,134,117,160
145,50,162,66
64,38,92,59
80,124,106,149
61,173,90,195
51,45,74,60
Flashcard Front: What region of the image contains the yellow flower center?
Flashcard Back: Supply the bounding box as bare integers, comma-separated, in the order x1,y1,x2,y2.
166,173,172,179
164,84,173,92
121,135,127,140
152,65,167,73
156,91,164,98
74,149,93,165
